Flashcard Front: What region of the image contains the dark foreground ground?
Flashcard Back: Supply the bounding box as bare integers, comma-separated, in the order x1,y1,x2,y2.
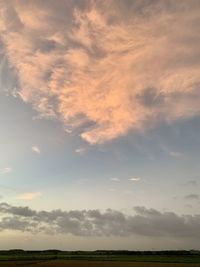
1,251,200,266
1,261,200,267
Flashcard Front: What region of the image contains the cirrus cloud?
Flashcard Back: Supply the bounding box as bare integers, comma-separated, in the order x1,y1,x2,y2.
1,1,200,144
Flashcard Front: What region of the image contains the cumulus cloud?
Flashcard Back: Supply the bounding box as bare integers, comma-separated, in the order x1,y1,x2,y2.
0,203,200,238
31,146,41,154
1,1,200,144
16,192,42,200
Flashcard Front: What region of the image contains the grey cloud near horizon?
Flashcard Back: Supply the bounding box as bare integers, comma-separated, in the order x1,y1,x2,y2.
184,194,199,200
1,1,200,144
183,180,199,187
0,202,200,238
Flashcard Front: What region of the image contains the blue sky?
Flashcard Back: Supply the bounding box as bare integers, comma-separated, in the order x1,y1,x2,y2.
0,0,200,250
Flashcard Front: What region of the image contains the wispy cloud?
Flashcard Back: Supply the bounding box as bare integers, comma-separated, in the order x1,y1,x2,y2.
168,151,183,158
0,167,12,174
31,146,41,154
130,177,141,182
182,180,198,187
1,1,200,144
75,147,86,155
160,144,183,158
16,192,42,200
124,190,133,195
184,194,199,200
110,177,120,182
108,188,116,192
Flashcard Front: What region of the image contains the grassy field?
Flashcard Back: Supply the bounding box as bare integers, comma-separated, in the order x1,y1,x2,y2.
1,260,200,267
1,251,200,266
1,254,200,264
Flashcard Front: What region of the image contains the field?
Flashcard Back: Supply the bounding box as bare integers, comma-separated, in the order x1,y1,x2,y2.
1,260,200,267
1,254,200,263
1,251,200,267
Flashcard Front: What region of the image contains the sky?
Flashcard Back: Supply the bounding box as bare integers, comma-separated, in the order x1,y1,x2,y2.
0,0,200,250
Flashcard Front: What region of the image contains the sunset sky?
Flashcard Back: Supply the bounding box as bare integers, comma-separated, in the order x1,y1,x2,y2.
0,0,200,250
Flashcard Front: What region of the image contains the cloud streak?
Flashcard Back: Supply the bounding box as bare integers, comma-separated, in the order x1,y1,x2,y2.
31,146,41,154
1,1,200,144
0,167,12,174
130,177,141,182
0,203,200,238
16,192,42,200
184,194,199,200
110,177,120,182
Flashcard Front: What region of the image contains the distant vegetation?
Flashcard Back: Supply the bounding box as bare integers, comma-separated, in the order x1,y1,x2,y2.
0,250,200,264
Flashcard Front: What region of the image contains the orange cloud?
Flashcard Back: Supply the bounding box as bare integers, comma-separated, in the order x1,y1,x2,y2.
16,192,42,200
1,1,200,144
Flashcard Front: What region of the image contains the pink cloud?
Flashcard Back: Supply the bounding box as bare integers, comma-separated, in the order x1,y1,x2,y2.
31,146,41,154
1,1,200,144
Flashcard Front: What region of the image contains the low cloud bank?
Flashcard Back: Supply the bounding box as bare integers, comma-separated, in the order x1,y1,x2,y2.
0,203,200,237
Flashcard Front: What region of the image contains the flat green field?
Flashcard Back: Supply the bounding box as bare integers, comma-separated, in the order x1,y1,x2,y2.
1,251,200,266
1,254,200,264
